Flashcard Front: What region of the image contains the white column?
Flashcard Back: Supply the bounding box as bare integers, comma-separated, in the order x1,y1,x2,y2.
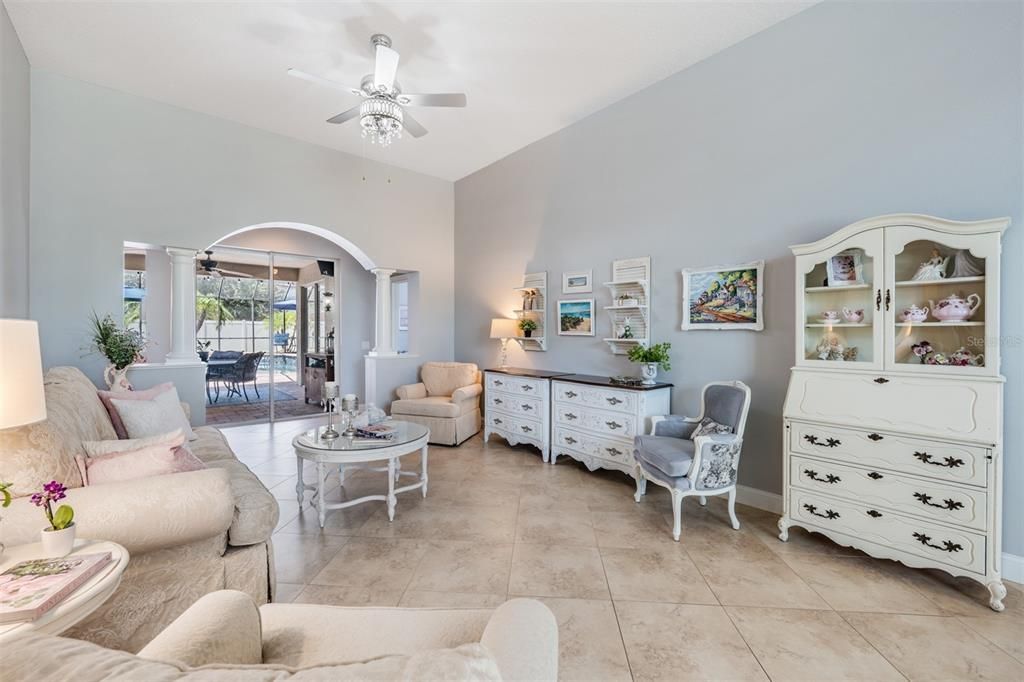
369,267,397,356
166,247,200,364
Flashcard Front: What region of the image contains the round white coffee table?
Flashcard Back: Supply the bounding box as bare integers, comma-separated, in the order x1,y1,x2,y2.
293,420,430,527
0,539,129,643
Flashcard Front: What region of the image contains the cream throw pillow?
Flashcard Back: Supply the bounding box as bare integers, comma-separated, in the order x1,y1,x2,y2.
110,388,196,441
83,429,187,457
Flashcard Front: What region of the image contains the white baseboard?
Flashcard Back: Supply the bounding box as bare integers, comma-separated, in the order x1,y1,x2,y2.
735,485,1022,585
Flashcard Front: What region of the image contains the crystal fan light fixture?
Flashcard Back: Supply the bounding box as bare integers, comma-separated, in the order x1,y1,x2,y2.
360,96,404,146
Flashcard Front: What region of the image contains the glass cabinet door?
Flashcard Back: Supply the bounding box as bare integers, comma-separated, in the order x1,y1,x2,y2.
884,227,999,376
796,230,884,370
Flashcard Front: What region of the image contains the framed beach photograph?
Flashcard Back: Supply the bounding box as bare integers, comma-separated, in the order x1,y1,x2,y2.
558,299,595,336
681,261,764,331
562,269,593,294
826,249,864,287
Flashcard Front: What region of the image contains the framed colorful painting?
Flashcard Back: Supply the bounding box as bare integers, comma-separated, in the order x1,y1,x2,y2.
681,261,764,331
558,299,595,336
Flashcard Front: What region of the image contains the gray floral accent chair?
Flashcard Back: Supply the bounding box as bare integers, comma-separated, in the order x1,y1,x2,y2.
632,381,752,541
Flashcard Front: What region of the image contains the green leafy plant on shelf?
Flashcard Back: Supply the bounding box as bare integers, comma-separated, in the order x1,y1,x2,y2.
627,342,672,372
517,318,538,337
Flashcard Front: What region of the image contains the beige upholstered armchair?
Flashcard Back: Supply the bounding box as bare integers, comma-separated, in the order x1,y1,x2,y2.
391,362,482,445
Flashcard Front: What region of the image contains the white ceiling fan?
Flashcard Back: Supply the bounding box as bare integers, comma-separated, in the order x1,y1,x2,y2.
197,250,253,279
288,33,466,146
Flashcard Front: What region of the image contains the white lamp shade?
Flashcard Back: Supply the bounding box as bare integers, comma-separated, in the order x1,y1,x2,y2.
489,318,519,339
0,320,47,429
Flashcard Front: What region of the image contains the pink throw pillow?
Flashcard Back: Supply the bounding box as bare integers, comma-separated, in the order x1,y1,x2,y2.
75,433,205,486
97,382,174,439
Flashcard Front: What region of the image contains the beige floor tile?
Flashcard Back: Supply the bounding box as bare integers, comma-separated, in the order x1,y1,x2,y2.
407,541,514,595
310,538,428,589
355,504,517,543
398,591,508,608
956,612,1024,663
727,606,904,681
592,511,677,549
843,611,1024,680
276,502,379,536
508,544,610,599
271,532,348,584
781,554,944,614
518,486,593,514
539,598,632,682
616,602,767,681
293,584,403,607
273,582,304,603
903,568,1022,617
688,550,830,609
515,511,597,547
746,508,868,557
601,547,717,605
274,499,303,532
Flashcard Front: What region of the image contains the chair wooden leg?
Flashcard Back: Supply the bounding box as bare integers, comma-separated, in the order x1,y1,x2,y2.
671,490,684,542
728,488,740,530
633,466,646,502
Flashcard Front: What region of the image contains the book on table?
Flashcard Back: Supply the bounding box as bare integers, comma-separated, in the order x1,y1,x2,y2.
355,423,397,440
0,552,112,624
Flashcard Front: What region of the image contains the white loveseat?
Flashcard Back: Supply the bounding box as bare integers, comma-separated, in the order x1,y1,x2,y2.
391,361,482,445
6,590,559,681
0,367,279,652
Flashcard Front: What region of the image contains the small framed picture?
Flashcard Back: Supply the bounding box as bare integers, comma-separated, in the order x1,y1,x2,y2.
681,261,764,331
558,299,595,336
826,250,864,287
562,269,593,294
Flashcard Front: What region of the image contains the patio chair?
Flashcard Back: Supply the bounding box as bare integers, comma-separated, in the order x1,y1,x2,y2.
205,350,243,403
221,352,265,402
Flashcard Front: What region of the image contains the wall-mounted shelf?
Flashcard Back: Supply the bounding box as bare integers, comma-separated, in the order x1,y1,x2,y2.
514,272,547,352
603,257,651,355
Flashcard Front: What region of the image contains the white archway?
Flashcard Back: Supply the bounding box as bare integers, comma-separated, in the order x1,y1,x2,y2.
210,221,377,271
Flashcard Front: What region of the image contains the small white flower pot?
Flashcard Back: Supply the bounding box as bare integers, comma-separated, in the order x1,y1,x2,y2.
641,363,658,385
41,523,76,557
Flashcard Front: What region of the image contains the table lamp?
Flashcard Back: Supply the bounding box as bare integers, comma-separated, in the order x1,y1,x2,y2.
489,318,519,368
0,320,47,430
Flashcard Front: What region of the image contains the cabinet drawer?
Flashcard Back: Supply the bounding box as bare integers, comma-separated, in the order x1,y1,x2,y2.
790,455,988,531
554,403,636,438
487,393,543,418
789,489,986,575
486,412,543,439
553,426,632,464
789,422,988,487
486,374,545,396
553,382,637,414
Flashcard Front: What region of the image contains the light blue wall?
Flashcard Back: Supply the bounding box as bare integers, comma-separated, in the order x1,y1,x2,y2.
0,1,30,318
455,2,1023,553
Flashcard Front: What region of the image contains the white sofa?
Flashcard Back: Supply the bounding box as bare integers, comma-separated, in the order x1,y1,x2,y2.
392,361,483,445
0,367,279,652
6,590,559,681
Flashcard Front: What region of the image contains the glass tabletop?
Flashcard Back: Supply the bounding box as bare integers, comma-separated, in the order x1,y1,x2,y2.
294,420,429,452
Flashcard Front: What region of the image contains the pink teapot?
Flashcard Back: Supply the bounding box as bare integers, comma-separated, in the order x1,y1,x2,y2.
841,307,864,323
929,293,981,322
900,304,929,323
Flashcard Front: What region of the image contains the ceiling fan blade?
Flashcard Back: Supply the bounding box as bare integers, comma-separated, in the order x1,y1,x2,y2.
402,110,428,138
216,268,253,279
287,68,362,95
373,44,400,91
398,93,466,108
326,105,362,125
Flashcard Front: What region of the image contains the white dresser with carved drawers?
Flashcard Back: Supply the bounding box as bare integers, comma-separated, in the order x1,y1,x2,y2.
550,375,671,477
781,214,1008,611
483,368,572,462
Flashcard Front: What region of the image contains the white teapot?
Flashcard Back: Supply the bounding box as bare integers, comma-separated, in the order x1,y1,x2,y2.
929,293,981,323
900,304,929,323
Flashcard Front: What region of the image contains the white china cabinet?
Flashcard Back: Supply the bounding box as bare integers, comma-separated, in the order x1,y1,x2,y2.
781,213,1009,610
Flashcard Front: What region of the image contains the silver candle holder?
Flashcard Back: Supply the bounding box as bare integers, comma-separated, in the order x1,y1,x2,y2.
321,383,341,441
341,395,359,437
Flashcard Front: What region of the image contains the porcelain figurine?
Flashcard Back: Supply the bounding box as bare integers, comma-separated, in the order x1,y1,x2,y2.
815,332,845,361
929,293,981,322
950,249,985,278
910,248,950,281
900,304,929,323
842,307,864,323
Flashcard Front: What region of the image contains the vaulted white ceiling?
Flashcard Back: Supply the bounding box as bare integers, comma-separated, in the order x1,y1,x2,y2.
6,1,812,180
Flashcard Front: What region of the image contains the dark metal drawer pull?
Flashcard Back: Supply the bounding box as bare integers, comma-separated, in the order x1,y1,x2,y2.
873,377,889,384
565,390,578,398
913,493,964,511
804,469,841,484
493,418,503,424
804,434,840,448
605,420,623,430
913,452,965,469
802,503,840,520
875,289,882,311
494,380,504,386
884,288,891,311
866,510,883,518
606,396,623,406
521,425,533,433
913,532,963,553
521,385,534,391
564,436,577,445
867,472,884,480
521,404,533,411
867,433,884,441
565,413,578,421
493,398,503,404
606,447,623,457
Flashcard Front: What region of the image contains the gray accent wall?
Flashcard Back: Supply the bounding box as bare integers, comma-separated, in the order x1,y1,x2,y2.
454,2,1023,553
0,1,30,318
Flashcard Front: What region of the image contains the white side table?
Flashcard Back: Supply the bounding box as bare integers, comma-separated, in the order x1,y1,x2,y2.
0,539,129,642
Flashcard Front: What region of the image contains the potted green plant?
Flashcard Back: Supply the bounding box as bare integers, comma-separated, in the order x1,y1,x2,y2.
88,312,146,392
627,342,671,385
0,481,11,558
518,318,538,338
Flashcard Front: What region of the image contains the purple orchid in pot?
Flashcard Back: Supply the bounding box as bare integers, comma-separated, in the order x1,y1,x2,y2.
32,481,76,557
